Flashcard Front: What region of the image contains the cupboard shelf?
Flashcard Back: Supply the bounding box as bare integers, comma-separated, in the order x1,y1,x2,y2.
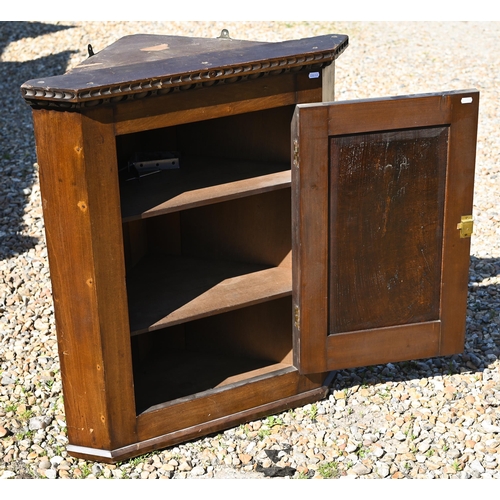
133,348,291,414
127,255,292,335
120,157,291,221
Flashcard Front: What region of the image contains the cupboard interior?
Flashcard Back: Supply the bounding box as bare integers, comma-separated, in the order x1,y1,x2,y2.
117,105,295,414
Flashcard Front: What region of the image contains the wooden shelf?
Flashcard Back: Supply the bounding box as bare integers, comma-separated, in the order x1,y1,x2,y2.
127,255,292,335
120,156,291,222
133,348,291,413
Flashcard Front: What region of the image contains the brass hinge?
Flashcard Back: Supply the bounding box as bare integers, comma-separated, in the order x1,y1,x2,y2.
457,215,474,238
293,139,299,167
294,305,300,330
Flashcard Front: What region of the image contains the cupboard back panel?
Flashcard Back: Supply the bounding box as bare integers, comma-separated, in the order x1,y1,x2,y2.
122,189,291,272
181,189,292,268
116,105,295,168
185,297,293,363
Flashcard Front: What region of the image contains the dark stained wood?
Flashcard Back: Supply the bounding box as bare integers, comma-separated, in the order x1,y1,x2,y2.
293,90,479,374
27,32,477,466
136,367,303,440
26,32,347,464
326,321,441,370
291,105,330,371
329,126,448,333
21,33,348,109
439,91,480,354
186,297,294,366
181,189,292,268
133,350,291,413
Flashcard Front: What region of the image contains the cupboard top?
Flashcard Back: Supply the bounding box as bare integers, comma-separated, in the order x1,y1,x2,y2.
20,32,348,110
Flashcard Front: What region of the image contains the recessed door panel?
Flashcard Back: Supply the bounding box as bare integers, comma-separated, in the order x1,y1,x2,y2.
329,126,447,334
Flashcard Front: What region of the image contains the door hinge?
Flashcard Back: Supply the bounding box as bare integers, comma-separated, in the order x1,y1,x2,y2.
457,215,474,238
293,139,299,167
294,305,300,330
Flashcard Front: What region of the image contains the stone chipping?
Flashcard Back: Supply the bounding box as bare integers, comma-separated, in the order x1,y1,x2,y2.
0,21,499,479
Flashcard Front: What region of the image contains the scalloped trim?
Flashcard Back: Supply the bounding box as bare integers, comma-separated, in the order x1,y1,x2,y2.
22,41,347,110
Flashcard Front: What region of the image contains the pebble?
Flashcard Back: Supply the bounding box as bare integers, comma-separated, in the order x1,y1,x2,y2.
1,21,499,480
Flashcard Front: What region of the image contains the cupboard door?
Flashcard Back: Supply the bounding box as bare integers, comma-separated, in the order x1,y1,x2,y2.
292,90,479,374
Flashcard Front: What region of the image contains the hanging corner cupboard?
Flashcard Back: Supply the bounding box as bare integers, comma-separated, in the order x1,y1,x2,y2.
21,31,479,463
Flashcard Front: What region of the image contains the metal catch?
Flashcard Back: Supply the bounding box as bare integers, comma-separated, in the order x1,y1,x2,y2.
293,139,299,167
294,305,300,330
457,215,474,238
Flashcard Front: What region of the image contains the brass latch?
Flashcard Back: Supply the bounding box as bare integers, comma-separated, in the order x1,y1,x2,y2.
457,215,474,238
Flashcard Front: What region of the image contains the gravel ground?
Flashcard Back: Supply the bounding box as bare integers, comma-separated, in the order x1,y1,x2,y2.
1,21,499,480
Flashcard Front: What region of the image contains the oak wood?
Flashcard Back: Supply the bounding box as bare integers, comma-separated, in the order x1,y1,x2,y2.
133,348,293,413
329,126,447,333
181,189,292,268
136,367,301,440
293,90,479,373
21,33,348,109
66,382,328,463
114,72,323,135
120,159,290,222
186,297,293,366
291,105,330,371
440,91,480,354
33,108,137,449
26,32,348,463
127,258,292,334
326,321,441,370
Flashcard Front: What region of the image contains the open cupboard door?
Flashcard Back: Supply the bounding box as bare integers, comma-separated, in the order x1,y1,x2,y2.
292,90,479,374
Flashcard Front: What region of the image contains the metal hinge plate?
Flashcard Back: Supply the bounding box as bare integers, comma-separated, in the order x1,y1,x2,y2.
294,305,300,330
457,215,474,238
293,139,299,167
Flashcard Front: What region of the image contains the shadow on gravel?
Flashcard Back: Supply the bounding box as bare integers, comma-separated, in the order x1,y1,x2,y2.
0,21,76,260
330,256,500,393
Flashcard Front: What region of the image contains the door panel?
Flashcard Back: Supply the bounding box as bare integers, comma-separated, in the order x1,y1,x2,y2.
329,126,448,334
292,90,479,374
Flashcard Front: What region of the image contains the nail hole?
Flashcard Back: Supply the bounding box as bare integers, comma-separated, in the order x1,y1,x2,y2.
461,97,473,104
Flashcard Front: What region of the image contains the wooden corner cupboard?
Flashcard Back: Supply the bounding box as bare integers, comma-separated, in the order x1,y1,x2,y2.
21,31,479,463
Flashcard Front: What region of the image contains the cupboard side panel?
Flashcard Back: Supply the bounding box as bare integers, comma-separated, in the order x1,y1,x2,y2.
80,108,137,444
33,109,136,450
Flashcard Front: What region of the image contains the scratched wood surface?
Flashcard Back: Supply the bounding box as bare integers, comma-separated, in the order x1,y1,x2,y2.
329,126,448,333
